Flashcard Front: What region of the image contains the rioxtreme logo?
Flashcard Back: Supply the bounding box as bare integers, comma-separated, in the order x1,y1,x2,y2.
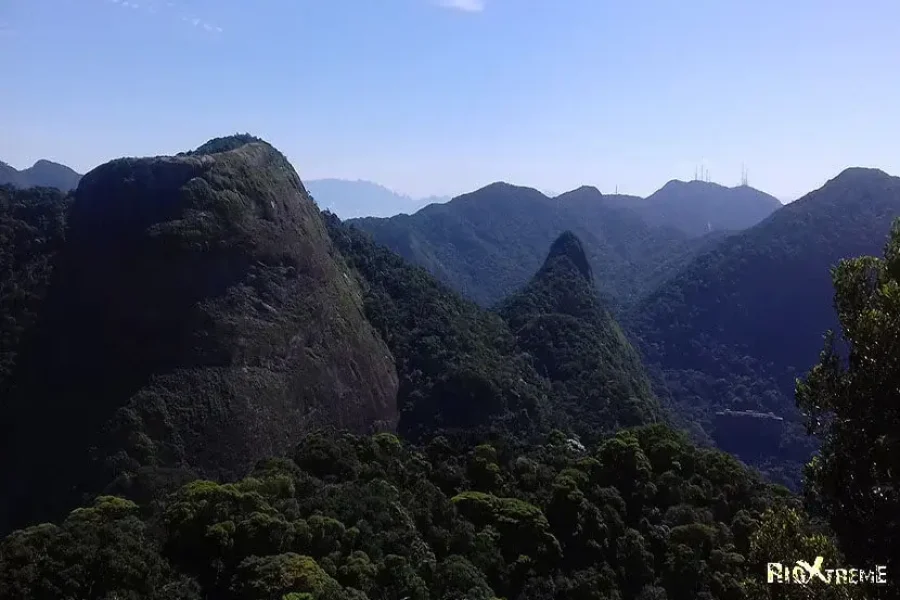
767,556,889,585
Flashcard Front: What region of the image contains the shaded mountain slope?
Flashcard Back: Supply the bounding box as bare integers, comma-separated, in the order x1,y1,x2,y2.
604,180,782,237
0,159,82,191
324,212,553,441
0,185,71,393
0,136,399,532
498,232,661,442
351,183,715,311
628,167,900,486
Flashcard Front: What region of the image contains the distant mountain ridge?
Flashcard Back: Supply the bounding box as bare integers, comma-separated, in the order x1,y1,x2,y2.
1,157,781,233
601,180,783,236
0,159,82,191
350,182,736,311
306,178,450,219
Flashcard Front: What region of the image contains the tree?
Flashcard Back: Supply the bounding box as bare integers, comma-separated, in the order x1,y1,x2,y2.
796,219,900,597
0,496,199,600
741,505,857,600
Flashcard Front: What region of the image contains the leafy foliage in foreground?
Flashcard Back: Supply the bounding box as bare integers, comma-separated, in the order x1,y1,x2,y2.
797,219,900,594
0,426,853,600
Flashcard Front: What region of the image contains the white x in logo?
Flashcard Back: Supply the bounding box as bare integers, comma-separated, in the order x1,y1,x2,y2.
795,556,828,584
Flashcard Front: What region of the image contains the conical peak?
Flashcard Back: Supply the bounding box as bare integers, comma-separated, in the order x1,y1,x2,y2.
545,231,592,281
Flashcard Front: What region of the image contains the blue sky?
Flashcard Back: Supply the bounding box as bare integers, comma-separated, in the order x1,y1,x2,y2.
2,0,899,200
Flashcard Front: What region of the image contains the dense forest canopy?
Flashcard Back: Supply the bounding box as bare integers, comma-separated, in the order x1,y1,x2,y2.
0,426,851,600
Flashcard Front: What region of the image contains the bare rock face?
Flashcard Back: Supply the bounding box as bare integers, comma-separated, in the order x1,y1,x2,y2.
0,135,399,531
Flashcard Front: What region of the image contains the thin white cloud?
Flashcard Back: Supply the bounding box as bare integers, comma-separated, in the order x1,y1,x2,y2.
435,0,485,12
184,15,223,33
101,0,222,34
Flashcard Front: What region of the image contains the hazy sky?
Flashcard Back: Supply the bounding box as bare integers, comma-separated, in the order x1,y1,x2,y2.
2,0,899,200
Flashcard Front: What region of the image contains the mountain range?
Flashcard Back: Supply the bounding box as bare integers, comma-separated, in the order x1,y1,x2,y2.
349,182,758,310
602,179,783,236
305,178,451,219
345,166,900,488
1,135,898,599
2,155,783,234
0,159,82,191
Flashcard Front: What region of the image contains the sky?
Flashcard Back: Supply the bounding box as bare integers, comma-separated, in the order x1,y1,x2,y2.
2,0,900,201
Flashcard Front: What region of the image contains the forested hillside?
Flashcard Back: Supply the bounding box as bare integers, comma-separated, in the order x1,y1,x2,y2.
324,211,554,442
351,183,717,311
497,231,661,442
628,167,900,488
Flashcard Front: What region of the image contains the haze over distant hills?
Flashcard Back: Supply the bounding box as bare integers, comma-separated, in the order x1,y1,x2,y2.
349,180,774,310
305,178,450,219
0,159,82,191
1,154,782,231
601,179,783,236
